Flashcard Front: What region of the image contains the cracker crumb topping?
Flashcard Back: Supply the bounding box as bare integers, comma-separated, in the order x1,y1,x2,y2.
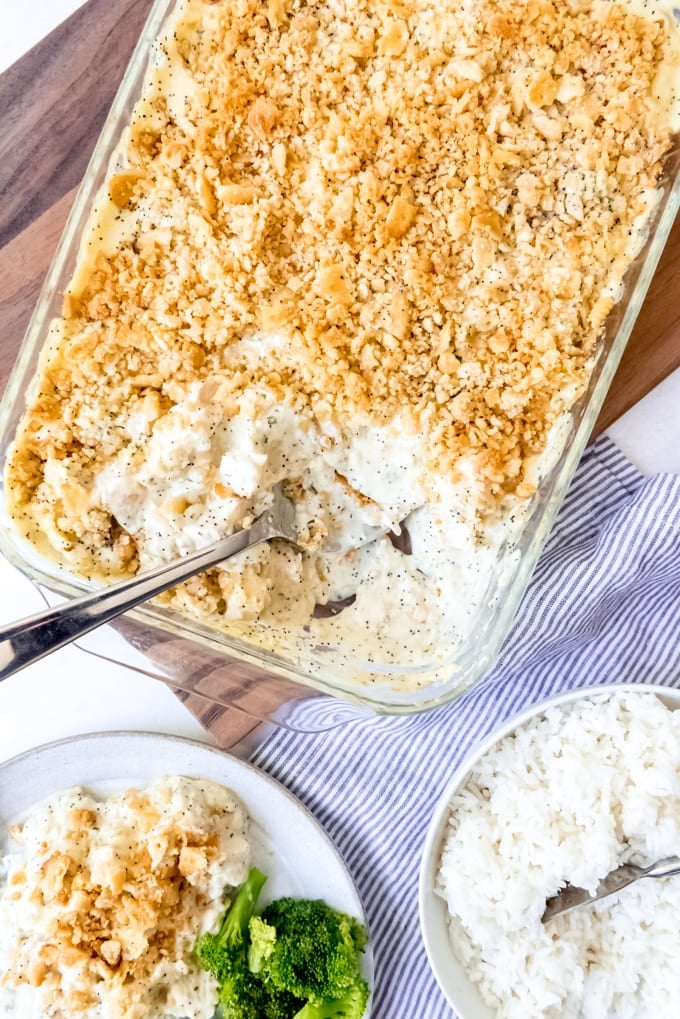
0,779,249,1019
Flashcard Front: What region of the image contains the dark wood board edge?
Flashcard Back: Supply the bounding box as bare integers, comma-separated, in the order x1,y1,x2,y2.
593,214,680,434
0,0,154,249
0,190,76,392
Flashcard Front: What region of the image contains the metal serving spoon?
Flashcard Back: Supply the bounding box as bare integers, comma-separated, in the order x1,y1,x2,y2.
542,855,680,922
0,485,389,683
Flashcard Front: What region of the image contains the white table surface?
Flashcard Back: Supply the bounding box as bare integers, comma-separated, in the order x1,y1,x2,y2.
1,0,678,765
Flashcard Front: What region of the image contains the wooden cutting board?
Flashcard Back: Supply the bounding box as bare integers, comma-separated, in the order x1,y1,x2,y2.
1,0,679,744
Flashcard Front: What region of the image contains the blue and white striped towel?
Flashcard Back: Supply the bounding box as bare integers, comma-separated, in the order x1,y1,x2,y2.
249,437,680,1018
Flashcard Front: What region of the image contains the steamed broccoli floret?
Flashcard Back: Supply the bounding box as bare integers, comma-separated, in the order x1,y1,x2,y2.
196,874,368,1019
293,982,370,1019
248,914,278,974
194,868,268,1019
217,962,302,1019
261,986,306,1019
195,868,267,981
250,898,369,1011
217,968,266,1019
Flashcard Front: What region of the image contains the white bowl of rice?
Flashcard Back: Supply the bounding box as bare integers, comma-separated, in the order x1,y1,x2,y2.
418,683,680,1019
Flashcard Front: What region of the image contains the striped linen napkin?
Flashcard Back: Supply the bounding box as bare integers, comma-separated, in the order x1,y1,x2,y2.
248,436,680,1018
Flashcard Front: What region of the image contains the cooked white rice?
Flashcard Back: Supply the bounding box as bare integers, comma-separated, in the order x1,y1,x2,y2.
436,690,680,1018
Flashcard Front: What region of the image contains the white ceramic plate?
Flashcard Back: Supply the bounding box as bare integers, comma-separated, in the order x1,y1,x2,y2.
0,730,373,1006
418,683,680,1019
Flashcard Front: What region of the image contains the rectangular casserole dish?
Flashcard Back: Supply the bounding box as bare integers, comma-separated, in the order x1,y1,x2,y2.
0,0,678,716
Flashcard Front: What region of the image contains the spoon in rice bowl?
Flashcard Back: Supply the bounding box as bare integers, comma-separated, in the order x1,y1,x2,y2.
542,855,680,922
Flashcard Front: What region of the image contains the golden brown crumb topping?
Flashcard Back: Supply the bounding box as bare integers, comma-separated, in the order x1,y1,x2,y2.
0,781,248,1018
7,0,674,562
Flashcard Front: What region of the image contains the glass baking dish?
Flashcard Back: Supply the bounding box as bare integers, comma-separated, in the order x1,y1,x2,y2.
0,0,678,720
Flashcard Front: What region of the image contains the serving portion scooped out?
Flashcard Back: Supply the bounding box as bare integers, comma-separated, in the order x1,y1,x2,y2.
0,756,372,1019
3,0,679,700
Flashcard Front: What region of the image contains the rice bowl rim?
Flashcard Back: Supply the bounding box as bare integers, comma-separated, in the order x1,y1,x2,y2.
418,681,680,1019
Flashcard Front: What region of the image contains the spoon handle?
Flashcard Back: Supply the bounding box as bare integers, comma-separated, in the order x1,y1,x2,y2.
645,856,680,879
0,512,273,682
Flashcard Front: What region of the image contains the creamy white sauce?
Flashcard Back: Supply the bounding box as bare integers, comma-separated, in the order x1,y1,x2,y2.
0,777,249,1019
619,0,680,131
86,352,529,673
